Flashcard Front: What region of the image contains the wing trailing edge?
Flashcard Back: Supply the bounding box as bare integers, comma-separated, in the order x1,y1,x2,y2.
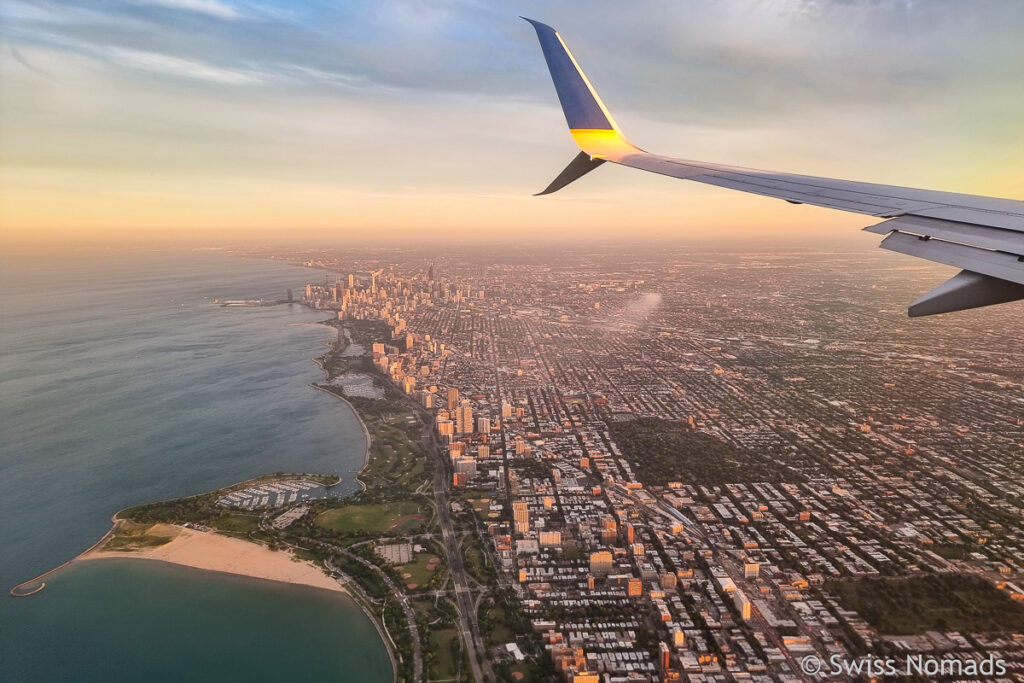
523,17,1024,316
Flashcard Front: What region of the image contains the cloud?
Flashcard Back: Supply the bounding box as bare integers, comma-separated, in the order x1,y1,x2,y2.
1,0,1022,244
104,46,263,83
133,0,240,20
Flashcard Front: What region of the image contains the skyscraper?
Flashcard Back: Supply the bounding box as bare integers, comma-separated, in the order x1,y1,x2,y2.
456,400,473,434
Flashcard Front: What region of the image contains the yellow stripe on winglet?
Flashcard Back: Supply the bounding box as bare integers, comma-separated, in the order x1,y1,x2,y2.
569,129,641,161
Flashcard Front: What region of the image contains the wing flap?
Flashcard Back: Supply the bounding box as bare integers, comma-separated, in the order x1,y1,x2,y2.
911,206,1024,232
865,215,1024,255
880,232,1024,286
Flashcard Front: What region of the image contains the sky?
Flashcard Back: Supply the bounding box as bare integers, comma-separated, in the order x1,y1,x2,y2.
2,0,1023,247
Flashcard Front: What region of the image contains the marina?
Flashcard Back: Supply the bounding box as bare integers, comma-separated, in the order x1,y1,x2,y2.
217,479,337,510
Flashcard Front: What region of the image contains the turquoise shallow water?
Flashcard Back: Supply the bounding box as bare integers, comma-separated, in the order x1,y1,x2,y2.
7,560,393,682
0,249,390,681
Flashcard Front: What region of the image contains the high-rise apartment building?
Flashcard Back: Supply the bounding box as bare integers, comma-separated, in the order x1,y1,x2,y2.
513,500,529,533
456,400,473,434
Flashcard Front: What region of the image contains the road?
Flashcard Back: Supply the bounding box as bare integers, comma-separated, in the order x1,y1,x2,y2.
422,411,495,683
309,539,423,683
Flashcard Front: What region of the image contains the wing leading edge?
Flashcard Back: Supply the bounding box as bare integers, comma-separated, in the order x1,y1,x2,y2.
523,18,1024,317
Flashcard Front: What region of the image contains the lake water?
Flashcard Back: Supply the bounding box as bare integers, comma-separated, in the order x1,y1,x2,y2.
0,249,391,681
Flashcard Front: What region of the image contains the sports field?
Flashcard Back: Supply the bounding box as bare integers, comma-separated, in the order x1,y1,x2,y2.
315,501,424,534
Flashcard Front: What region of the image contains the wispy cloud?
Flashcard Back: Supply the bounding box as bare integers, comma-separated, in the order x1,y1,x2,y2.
133,0,240,20
104,46,262,83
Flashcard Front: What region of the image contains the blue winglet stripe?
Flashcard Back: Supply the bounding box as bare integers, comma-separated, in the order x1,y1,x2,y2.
523,18,614,131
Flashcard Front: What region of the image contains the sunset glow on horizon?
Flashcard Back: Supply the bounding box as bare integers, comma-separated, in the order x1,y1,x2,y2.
2,0,1023,247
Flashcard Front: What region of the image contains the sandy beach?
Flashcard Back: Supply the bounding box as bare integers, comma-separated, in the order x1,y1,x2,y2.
78,523,344,594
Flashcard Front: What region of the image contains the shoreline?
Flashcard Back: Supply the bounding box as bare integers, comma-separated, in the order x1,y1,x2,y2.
307,322,403,677
75,522,347,595
306,323,401,678
9,519,120,597
9,312,400,680
310,319,372,491
311,383,371,492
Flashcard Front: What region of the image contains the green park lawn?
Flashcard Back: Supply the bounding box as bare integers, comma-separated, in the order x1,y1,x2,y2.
102,521,176,551
315,500,423,534
428,628,460,680
397,551,443,588
210,512,261,534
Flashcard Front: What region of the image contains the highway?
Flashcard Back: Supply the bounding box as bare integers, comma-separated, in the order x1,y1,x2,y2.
421,409,495,683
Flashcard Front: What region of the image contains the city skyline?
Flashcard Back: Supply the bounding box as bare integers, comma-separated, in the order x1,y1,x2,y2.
4,238,1023,680
3,0,1024,246
286,243,1024,679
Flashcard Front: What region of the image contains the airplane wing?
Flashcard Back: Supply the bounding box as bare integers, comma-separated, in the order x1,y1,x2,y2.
523,18,1024,317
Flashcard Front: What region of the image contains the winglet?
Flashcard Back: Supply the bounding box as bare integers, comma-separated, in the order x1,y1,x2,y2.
522,18,618,132
535,151,606,196
524,17,640,193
